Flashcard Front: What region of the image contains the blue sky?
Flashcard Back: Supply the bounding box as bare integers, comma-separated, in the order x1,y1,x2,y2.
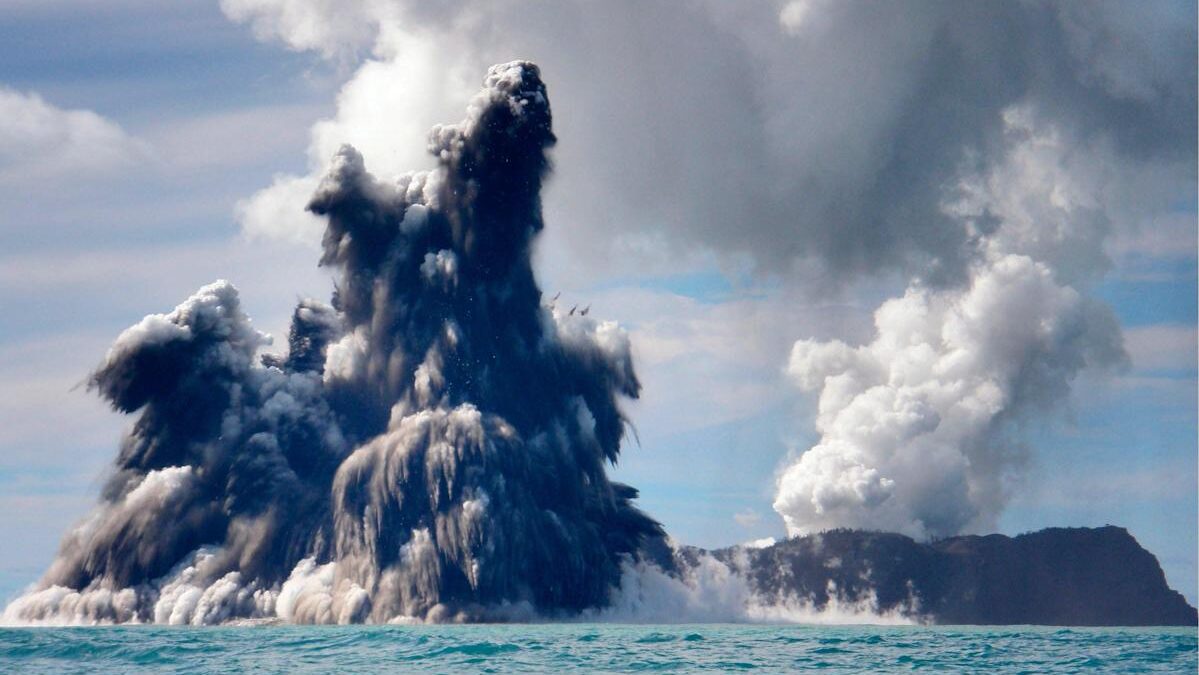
0,1,1195,606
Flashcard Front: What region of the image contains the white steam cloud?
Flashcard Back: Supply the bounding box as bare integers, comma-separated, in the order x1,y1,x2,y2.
219,0,1193,283
774,109,1128,539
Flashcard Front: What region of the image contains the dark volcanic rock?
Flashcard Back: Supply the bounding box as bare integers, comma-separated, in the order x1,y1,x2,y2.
688,526,1197,626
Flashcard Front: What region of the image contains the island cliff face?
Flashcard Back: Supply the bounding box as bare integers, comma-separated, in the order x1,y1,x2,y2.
688,526,1197,626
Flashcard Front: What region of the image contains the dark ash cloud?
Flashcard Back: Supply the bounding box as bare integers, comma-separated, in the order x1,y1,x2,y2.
5,62,664,625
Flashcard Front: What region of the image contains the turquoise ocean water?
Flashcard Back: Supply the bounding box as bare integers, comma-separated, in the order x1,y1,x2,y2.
0,624,1194,673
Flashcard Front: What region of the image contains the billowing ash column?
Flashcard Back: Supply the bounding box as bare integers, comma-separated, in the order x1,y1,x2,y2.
6,61,664,625
310,61,663,622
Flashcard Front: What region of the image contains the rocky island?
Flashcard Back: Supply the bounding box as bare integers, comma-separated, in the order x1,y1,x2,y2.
682,526,1197,626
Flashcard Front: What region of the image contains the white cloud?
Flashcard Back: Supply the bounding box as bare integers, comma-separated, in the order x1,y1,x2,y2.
236,174,326,246
219,0,1194,294
218,0,394,57
0,87,146,184
233,32,473,246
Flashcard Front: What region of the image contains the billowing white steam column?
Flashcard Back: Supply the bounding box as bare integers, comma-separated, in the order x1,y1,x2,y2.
774,110,1126,540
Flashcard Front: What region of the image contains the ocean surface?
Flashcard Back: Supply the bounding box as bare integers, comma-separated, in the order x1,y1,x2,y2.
0,624,1194,673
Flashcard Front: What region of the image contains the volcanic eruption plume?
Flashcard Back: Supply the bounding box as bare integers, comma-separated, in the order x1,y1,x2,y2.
5,62,665,625
773,110,1129,541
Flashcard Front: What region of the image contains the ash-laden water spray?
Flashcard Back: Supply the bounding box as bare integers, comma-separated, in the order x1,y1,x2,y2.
4,62,667,625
